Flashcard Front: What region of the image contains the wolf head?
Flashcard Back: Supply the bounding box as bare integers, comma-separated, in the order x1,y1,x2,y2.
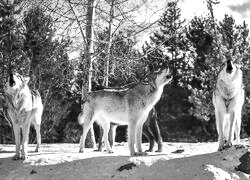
4,72,30,94
226,59,233,73
154,68,172,87
218,57,242,86
222,57,236,74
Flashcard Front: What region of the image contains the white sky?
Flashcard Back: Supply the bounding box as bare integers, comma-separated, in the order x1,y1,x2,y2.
180,0,250,24
69,0,250,58
134,0,250,49
135,0,250,26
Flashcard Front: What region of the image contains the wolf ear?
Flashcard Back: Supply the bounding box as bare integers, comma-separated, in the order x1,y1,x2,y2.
24,77,30,84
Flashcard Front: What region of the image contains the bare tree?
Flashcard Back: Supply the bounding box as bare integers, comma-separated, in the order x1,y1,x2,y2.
102,0,114,87
83,0,96,147
67,0,96,148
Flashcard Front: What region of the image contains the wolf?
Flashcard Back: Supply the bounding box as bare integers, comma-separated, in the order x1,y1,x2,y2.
0,94,6,115
97,107,163,152
212,58,244,151
4,72,43,160
142,107,163,152
0,93,12,127
78,68,172,156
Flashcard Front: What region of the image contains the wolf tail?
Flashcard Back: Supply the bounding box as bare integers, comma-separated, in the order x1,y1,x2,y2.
78,102,92,125
78,111,84,125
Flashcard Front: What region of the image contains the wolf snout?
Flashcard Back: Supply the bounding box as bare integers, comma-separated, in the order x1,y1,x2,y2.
226,59,233,73
9,73,15,87
166,74,172,79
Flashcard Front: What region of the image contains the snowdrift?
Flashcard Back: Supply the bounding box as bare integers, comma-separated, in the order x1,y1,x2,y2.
0,141,250,180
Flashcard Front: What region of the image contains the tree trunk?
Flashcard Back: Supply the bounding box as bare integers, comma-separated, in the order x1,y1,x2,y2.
103,0,115,87
83,0,96,148
29,59,40,90
67,0,96,148
1,54,5,91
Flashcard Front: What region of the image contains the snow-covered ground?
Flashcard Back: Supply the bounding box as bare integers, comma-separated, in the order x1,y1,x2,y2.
0,140,250,180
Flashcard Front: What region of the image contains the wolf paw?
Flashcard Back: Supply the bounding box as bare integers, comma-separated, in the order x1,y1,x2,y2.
130,152,136,156
218,147,224,151
94,149,102,152
79,149,84,153
12,154,21,160
155,149,162,153
218,142,233,151
224,142,232,149
20,155,28,160
133,152,148,156
235,144,245,149
106,150,114,154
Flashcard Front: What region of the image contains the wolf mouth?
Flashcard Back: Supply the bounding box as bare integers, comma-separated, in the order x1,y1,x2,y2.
166,74,172,79
226,60,233,74
9,74,15,87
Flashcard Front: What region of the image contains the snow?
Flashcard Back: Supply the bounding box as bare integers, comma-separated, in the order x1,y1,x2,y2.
0,140,250,180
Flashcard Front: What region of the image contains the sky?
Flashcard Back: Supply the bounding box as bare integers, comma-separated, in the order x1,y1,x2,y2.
180,0,250,24
69,0,250,58
134,0,250,27
134,0,250,49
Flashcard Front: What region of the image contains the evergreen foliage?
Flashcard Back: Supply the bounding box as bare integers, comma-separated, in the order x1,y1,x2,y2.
0,0,250,144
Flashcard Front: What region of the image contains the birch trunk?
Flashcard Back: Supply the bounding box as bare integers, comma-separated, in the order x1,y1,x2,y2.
83,0,96,148
103,0,114,87
68,0,96,148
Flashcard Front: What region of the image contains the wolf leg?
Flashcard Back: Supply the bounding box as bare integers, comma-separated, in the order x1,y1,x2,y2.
235,91,244,145
150,115,163,152
97,125,104,151
103,121,113,153
154,122,163,152
12,125,21,160
224,111,236,148
79,107,94,153
128,123,136,156
235,111,242,144
143,125,155,152
97,124,117,151
34,122,41,152
136,121,143,153
79,122,92,153
21,123,31,160
90,125,96,149
136,116,148,155
215,110,225,151
110,125,117,148
213,92,227,151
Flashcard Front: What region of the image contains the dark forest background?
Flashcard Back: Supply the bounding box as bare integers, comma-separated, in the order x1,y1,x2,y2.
0,0,250,146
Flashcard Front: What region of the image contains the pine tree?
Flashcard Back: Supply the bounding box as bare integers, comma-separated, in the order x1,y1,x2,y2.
23,6,55,90
145,1,192,123
187,14,250,137
187,16,215,122
150,1,189,86
0,0,24,89
0,0,24,144
187,17,213,73
22,6,77,143
218,14,249,65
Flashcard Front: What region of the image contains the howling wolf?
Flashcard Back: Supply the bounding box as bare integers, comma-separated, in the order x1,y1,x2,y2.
78,68,172,155
213,58,244,151
4,72,43,160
